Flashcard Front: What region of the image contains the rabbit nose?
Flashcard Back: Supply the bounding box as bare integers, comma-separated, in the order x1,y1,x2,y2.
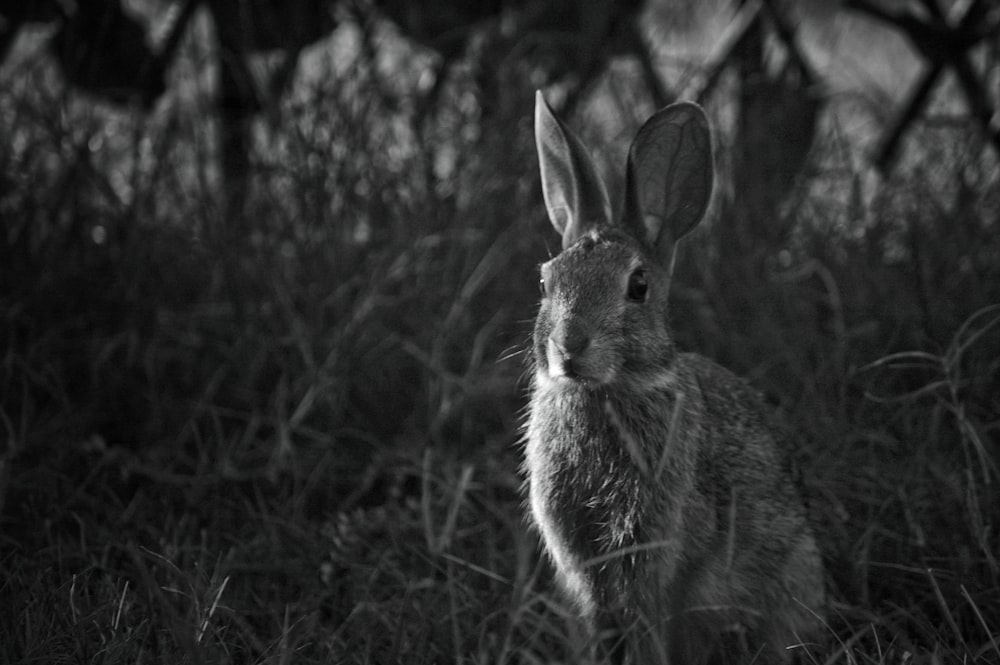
547,324,590,377
558,327,590,358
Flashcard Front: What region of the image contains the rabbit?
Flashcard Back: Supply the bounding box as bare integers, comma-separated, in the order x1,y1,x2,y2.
524,91,825,665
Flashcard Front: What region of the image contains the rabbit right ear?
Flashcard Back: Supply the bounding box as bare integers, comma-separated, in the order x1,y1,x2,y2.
535,91,613,248
624,102,713,264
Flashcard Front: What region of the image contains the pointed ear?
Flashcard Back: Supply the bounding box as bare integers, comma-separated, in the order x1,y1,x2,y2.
534,91,612,248
624,102,713,261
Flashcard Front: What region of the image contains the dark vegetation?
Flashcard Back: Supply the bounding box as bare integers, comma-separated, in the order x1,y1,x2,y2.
1,0,998,662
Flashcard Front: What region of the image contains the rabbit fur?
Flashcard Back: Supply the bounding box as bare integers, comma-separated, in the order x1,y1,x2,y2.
524,92,824,665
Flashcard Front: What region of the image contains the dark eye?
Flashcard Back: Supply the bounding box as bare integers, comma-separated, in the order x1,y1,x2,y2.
539,276,547,297
626,269,648,302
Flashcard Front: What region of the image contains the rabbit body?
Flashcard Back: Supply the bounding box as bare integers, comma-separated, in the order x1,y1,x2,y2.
525,94,824,664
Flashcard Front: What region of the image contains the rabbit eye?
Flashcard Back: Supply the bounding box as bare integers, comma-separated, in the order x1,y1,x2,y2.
626,269,648,302
539,276,547,297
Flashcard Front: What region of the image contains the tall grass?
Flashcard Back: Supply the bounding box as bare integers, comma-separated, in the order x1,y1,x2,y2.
2,22,999,665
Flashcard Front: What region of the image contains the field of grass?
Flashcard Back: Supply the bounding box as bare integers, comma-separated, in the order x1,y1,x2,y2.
2,20,999,665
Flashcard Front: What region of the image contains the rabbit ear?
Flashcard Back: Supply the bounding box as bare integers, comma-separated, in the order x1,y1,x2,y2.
535,91,613,248
624,102,713,262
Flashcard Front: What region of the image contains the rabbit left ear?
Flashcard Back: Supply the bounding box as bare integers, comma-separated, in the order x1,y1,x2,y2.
535,91,613,249
624,102,713,262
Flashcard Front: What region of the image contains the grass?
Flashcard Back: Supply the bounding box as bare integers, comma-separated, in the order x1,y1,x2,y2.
2,21,999,665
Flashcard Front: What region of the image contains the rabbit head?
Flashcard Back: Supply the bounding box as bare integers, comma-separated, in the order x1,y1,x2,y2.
533,92,713,390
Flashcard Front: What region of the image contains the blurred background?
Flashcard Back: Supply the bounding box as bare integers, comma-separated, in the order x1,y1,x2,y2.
1,0,998,662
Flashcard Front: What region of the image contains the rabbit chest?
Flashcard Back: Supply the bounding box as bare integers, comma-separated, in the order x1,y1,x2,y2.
526,383,695,607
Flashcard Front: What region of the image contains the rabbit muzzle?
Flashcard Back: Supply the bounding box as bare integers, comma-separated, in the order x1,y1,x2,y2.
544,321,615,385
